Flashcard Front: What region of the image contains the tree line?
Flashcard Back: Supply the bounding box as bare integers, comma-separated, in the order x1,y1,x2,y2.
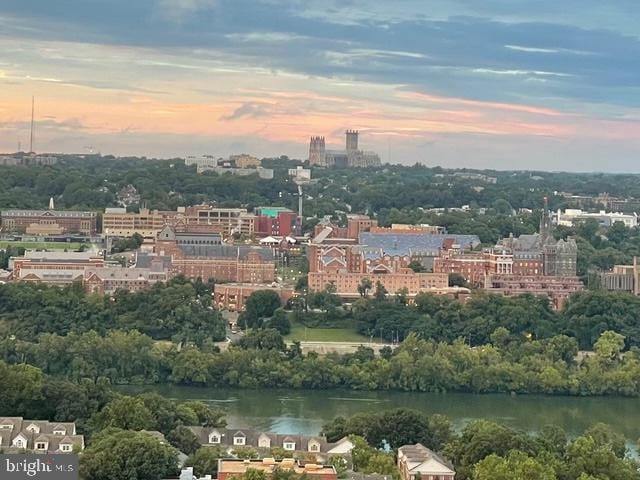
0,278,226,346
2,326,640,396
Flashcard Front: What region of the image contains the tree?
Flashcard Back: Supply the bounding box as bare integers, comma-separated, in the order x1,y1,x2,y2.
239,290,282,329
184,447,224,477
449,273,469,288
237,329,286,351
167,426,201,455
473,451,555,480
594,331,625,363
181,401,227,427
90,396,155,432
358,278,373,298
267,309,291,335
232,446,260,459
408,260,425,273
373,281,388,302
80,429,178,480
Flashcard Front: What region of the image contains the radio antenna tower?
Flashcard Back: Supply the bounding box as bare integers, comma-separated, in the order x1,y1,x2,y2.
29,96,35,154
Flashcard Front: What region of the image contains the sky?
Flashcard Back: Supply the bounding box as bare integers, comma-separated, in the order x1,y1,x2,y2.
1,0,640,171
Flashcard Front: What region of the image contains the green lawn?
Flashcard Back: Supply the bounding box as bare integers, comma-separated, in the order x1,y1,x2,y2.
0,241,87,250
285,322,373,343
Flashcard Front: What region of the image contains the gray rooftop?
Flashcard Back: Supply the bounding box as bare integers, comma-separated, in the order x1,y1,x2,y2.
178,244,274,261
359,232,480,256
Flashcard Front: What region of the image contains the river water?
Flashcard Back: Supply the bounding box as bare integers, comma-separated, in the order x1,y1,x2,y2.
120,385,640,442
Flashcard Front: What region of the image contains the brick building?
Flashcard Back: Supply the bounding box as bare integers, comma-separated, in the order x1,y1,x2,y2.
484,274,584,310
214,283,294,311
307,227,473,300
10,251,105,285
1,209,97,235
254,207,297,238
155,225,274,283
83,265,169,295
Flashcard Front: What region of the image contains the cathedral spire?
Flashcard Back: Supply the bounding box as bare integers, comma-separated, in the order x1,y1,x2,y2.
540,196,551,238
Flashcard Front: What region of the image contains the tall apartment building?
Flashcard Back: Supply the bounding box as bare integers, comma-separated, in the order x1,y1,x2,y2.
1,209,97,235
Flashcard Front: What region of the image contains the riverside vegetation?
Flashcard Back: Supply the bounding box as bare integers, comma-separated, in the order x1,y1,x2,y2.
1,361,639,480
2,281,640,395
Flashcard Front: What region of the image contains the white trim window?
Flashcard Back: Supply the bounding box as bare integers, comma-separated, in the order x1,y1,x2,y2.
209,434,221,444
61,444,72,452
233,436,246,446
35,442,48,450
283,442,296,451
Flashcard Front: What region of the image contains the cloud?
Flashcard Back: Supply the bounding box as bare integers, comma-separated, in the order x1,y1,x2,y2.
221,102,272,121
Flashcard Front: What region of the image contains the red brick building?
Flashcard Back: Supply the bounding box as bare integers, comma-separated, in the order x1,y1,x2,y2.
214,283,295,311
155,226,275,283
484,274,584,310
255,207,297,237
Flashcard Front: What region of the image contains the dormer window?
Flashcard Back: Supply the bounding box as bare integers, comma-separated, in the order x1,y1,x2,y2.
53,429,65,436
208,434,220,444
26,424,40,434
35,442,48,450
283,442,295,451
61,444,72,452
309,443,319,452
14,438,25,449
0,424,13,430
233,436,246,446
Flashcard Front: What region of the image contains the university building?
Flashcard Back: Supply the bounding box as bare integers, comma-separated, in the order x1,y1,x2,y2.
1,208,97,235
155,225,275,283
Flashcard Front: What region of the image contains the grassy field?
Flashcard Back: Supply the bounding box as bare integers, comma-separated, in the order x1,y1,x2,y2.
285,321,373,343
0,241,87,250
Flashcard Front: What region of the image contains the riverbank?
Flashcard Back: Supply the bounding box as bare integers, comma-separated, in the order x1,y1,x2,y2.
116,385,640,442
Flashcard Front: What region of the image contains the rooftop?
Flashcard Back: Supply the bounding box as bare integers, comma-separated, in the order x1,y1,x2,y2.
359,232,480,256
218,459,336,477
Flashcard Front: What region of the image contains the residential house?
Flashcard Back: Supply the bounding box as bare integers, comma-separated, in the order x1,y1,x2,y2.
0,417,84,453
187,427,353,459
397,444,455,480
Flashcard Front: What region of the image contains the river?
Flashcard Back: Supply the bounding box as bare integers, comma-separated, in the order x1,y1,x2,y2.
120,385,640,442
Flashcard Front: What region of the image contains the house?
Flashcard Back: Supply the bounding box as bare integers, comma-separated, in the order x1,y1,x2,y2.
218,458,337,480
397,444,455,480
0,417,84,453
187,427,353,459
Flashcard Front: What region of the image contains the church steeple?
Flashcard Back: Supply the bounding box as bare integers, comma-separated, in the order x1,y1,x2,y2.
540,196,551,238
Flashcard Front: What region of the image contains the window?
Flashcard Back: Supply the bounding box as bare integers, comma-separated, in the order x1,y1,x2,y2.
15,439,24,448
309,444,319,452
53,429,65,436
0,425,12,430
209,435,220,444
283,442,295,451
36,442,47,450
61,444,72,452
234,437,245,446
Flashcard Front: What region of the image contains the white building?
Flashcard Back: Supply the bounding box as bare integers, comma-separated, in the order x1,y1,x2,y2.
555,209,638,228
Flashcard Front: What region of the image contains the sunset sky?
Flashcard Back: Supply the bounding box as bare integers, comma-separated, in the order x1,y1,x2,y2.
1,0,640,170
